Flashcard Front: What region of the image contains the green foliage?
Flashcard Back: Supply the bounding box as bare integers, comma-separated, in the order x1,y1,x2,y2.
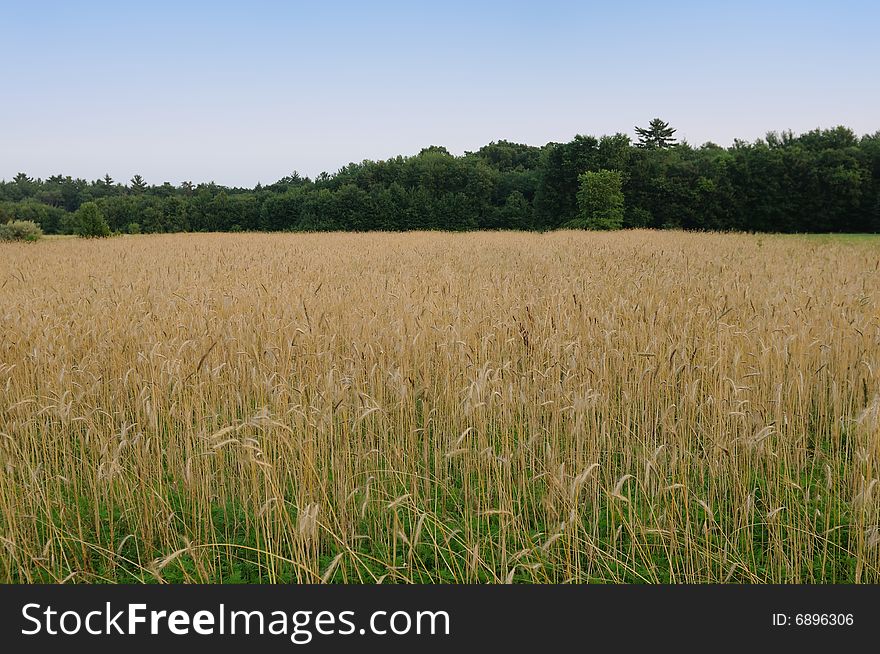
635,118,677,149
0,219,43,242
74,201,111,238
0,199,65,233
130,174,147,194
572,169,624,230
0,125,878,234
498,190,533,229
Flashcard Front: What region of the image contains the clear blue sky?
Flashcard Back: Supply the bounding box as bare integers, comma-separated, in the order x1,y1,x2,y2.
1,1,877,186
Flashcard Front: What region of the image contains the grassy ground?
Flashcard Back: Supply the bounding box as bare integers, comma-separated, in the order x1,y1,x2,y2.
1,230,879,583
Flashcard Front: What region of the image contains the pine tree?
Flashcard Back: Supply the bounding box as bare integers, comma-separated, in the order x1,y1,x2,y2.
635,118,677,149
130,174,147,194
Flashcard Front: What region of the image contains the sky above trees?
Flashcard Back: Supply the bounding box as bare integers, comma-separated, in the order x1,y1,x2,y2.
2,0,877,186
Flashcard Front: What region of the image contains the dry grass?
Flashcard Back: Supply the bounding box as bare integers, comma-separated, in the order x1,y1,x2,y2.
1,230,879,583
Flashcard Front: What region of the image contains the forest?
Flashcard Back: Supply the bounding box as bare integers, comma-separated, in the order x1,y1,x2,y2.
2,121,879,234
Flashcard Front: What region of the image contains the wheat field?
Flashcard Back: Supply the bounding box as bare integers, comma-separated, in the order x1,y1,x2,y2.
1,230,879,583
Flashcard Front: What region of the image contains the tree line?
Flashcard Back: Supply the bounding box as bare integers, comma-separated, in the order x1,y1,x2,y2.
2,121,879,235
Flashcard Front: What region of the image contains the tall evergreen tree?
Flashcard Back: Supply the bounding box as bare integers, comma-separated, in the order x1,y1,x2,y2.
130,174,147,194
635,118,677,149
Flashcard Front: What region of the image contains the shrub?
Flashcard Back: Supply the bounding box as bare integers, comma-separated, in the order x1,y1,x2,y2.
0,219,43,242
74,202,111,238
127,222,142,234
1,200,66,234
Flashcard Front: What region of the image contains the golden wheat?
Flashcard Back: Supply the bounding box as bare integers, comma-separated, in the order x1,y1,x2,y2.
1,230,878,583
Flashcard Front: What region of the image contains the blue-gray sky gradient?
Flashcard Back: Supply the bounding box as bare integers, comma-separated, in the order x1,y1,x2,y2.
2,0,877,186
